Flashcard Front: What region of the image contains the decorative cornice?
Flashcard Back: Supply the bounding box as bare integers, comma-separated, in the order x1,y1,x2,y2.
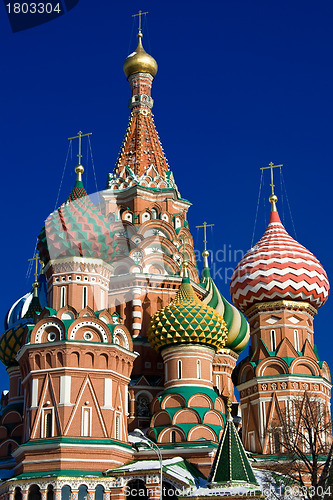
245,300,317,318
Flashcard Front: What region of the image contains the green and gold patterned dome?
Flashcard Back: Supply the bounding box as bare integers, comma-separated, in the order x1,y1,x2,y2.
148,265,228,352
0,324,26,367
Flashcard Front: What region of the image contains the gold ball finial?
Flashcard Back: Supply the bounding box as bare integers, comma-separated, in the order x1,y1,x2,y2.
123,32,158,79
269,193,278,212
183,261,189,268
202,250,209,258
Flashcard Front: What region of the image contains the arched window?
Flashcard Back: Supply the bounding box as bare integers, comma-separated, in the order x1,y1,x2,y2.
45,411,52,438
47,485,54,500
17,377,22,396
60,286,66,308
78,485,88,500
28,485,41,500
7,442,12,456
151,208,158,219
94,486,104,500
61,486,71,500
175,217,181,229
270,330,276,351
162,482,178,500
115,414,121,440
14,488,22,500
126,480,148,500
136,395,150,417
170,430,176,443
197,360,201,379
294,329,299,351
274,432,281,453
177,360,182,379
82,286,88,309
216,375,220,393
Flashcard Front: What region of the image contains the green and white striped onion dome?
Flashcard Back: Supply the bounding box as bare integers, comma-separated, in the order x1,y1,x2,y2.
201,257,249,354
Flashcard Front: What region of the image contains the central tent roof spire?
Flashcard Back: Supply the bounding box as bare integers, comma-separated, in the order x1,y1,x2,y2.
108,17,178,191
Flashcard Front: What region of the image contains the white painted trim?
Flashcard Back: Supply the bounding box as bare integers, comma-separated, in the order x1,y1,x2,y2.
104,378,113,409
31,378,38,408
22,366,131,386
237,375,332,392
166,377,212,384
81,406,92,437
17,458,125,464
60,376,71,405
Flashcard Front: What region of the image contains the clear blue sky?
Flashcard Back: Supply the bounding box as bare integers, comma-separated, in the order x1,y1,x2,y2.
1,0,333,388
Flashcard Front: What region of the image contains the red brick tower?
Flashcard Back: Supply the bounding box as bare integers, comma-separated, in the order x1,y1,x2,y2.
101,30,202,430
230,187,331,455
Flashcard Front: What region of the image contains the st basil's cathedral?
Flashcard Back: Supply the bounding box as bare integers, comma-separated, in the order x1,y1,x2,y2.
0,21,330,500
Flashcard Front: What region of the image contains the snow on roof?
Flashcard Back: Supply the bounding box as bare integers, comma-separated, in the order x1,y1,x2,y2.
107,457,198,486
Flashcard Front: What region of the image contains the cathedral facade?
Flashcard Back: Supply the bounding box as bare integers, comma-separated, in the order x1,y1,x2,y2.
0,25,330,500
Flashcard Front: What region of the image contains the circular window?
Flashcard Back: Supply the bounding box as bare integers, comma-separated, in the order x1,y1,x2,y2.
84,331,93,341
48,332,57,342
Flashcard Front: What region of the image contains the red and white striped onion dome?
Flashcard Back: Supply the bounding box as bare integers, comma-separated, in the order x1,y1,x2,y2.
230,207,330,313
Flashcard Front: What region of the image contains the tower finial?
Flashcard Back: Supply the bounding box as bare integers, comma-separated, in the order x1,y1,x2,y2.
28,254,40,298
260,162,283,212
132,9,149,34
196,221,214,253
68,131,92,182
196,221,214,268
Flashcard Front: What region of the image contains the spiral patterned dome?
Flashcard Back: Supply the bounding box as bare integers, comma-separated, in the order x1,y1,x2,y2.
38,186,118,265
200,256,249,354
148,271,228,352
230,210,330,312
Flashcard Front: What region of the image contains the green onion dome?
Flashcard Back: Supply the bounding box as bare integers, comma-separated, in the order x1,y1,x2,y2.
38,179,119,265
200,252,250,354
148,266,228,352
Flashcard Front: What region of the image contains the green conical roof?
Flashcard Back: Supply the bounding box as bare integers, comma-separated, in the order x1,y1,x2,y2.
68,179,87,202
208,413,257,486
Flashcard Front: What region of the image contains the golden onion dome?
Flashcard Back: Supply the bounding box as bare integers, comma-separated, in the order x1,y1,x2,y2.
148,265,228,352
123,32,158,79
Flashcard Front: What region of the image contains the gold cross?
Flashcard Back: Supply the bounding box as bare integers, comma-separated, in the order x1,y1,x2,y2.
68,131,92,167
28,254,39,283
132,10,148,32
196,221,214,252
260,162,283,196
